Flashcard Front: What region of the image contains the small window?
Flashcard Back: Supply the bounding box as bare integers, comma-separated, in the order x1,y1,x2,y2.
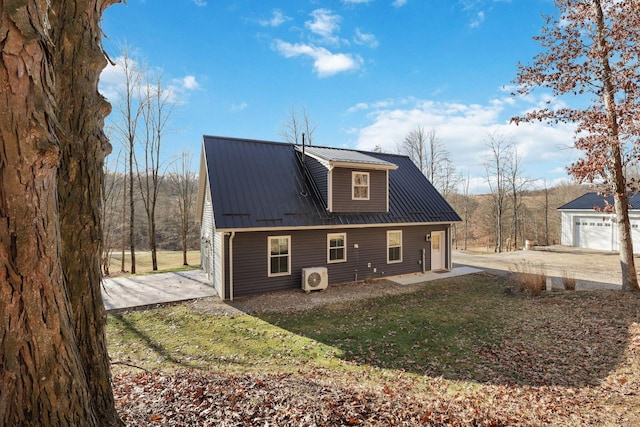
387,230,402,263
352,171,370,200
327,233,347,263
268,236,291,277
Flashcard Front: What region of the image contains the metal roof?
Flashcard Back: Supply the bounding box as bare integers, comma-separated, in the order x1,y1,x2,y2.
296,145,397,169
202,135,461,230
558,192,640,211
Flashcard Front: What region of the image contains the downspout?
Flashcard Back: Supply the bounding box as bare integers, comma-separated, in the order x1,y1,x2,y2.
229,231,236,301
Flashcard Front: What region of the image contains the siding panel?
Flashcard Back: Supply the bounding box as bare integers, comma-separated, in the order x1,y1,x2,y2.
331,168,387,213
225,225,450,298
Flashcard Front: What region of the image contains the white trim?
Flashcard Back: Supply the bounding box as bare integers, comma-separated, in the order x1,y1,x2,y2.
295,146,398,171
385,170,389,212
352,171,370,201
299,150,331,168
228,231,235,300
196,139,210,223
267,235,291,277
327,232,347,263
217,221,460,233
327,168,333,212
331,160,397,171
387,230,403,264
220,233,225,300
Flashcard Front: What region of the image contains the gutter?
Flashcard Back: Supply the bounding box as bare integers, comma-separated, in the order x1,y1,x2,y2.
229,231,235,301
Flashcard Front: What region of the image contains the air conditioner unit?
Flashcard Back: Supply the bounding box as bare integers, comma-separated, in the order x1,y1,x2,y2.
302,267,328,292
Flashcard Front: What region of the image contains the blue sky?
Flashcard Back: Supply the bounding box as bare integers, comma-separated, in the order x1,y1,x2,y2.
100,0,577,193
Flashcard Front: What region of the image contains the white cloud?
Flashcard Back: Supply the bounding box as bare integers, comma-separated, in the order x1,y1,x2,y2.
180,75,200,90
470,11,485,28
306,9,342,43
273,40,362,77
99,56,200,106
392,0,408,6
99,60,127,101
259,9,291,27
343,0,374,3
353,28,379,48
231,102,248,112
349,96,578,193
192,0,206,6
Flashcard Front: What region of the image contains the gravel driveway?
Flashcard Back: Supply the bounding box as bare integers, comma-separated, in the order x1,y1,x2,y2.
190,245,627,316
453,245,626,290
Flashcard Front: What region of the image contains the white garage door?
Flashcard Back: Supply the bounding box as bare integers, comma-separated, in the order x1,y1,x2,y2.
574,217,614,251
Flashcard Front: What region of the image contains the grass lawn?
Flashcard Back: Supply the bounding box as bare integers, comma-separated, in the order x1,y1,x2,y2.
107,250,200,274
107,273,640,425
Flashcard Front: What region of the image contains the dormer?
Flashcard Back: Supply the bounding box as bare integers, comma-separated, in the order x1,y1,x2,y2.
296,146,398,213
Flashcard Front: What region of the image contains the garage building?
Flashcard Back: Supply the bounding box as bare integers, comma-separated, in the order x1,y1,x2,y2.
558,192,640,253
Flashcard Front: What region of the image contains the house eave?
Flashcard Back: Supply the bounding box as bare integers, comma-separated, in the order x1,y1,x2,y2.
216,220,459,233
329,161,398,171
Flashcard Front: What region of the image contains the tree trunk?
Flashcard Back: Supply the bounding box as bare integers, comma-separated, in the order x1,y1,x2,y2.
182,227,189,265
0,3,99,424
51,0,123,424
593,0,639,291
149,218,158,270
121,171,127,272
129,145,136,274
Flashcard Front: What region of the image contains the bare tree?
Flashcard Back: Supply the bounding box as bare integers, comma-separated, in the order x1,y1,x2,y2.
136,73,174,271
439,158,460,200
397,126,428,174
542,179,551,246
459,170,477,251
101,151,125,276
513,0,640,291
169,152,197,265
109,45,144,274
1,0,121,424
398,127,456,194
280,104,317,144
506,146,530,250
484,131,512,253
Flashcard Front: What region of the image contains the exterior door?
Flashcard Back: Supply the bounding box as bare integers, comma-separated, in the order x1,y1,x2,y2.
431,231,445,271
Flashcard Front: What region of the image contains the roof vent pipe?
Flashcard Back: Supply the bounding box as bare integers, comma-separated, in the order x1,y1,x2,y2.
300,133,308,197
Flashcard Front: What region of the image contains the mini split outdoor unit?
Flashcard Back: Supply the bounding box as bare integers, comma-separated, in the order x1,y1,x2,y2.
301,267,328,292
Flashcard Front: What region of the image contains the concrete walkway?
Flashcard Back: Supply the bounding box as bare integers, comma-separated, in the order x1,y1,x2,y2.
102,269,218,312
388,266,483,285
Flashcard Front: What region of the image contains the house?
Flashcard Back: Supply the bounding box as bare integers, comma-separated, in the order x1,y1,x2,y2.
558,192,640,252
197,135,461,300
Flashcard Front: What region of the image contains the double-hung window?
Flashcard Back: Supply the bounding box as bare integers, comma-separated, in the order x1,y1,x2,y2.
352,171,370,200
327,233,347,263
387,230,402,263
268,236,291,277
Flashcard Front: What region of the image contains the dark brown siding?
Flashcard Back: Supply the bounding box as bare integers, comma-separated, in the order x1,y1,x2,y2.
224,225,450,298
331,168,387,212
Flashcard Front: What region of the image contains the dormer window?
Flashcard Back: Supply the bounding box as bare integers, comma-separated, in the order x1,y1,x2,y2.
352,172,370,200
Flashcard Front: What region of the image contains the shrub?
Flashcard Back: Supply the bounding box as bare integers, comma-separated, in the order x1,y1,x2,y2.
511,261,547,296
562,271,577,291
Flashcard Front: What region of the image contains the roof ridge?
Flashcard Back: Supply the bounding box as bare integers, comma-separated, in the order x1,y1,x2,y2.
203,135,291,147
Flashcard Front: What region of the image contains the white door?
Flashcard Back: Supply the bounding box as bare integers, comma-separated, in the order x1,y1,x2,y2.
431,231,445,271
